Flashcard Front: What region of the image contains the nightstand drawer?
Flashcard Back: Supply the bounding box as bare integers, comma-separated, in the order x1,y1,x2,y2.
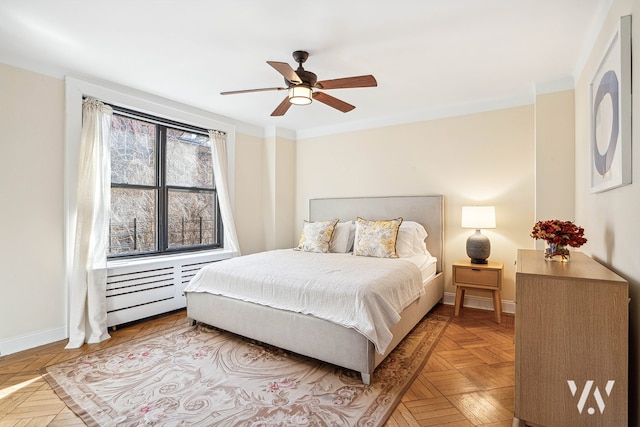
454,267,500,287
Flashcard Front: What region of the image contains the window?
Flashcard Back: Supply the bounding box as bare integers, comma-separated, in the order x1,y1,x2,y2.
108,108,223,257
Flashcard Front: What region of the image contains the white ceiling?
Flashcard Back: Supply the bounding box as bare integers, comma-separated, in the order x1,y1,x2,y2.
0,0,609,136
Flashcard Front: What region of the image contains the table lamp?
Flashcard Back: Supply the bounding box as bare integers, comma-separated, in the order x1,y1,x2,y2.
461,206,496,264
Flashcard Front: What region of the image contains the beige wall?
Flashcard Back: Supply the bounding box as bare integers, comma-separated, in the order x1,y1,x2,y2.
235,132,265,255
295,106,536,303
534,90,576,240
0,61,544,351
262,135,296,250
4,12,638,414
0,64,271,352
574,0,639,420
0,64,66,343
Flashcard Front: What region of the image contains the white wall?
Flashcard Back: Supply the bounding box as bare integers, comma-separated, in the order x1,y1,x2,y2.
574,0,639,421
295,106,537,304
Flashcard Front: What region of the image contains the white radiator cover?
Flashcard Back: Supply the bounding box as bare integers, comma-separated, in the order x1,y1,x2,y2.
106,251,233,327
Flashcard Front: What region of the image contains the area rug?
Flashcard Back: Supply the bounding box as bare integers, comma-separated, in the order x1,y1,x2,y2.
43,313,449,426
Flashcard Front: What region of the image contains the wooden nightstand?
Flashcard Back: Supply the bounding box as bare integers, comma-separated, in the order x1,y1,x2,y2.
452,259,504,323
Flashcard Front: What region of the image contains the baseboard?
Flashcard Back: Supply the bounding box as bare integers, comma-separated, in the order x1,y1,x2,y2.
0,326,67,357
0,294,514,357
442,292,515,314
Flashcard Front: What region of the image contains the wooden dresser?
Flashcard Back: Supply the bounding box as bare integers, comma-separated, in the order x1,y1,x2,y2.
514,249,628,427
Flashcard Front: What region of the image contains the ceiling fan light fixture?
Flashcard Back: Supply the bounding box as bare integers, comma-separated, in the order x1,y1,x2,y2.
288,85,312,105
221,51,377,116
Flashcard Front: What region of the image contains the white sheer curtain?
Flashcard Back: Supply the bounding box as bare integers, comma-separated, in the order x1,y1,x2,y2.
209,130,241,255
66,98,113,349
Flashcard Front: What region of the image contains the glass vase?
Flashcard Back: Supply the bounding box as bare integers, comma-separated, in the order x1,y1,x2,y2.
545,243,570,262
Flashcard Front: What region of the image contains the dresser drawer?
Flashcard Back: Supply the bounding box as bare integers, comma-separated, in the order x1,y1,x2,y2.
454,267,500,288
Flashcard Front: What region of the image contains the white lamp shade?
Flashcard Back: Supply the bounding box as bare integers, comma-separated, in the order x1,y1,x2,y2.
461,206,496,229
289,86,313,105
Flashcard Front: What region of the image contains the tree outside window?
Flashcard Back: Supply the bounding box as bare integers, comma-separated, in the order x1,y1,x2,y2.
108,111,222,257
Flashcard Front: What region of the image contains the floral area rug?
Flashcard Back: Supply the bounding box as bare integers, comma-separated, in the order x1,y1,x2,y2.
43,313,449,426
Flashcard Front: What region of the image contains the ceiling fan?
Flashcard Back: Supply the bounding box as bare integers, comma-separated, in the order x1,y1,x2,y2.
220,50,377,116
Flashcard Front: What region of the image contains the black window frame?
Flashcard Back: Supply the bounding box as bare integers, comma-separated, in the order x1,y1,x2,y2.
107,105,224,259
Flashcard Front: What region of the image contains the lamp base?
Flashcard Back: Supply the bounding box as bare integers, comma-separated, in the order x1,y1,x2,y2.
466,230,491,264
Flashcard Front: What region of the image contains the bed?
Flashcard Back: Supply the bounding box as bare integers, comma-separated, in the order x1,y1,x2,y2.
184,195,444,384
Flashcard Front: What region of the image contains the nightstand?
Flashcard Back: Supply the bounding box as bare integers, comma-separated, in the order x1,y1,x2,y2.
452,259,504,323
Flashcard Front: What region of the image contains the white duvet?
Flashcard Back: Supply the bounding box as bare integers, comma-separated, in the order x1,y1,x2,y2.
184,249,426,354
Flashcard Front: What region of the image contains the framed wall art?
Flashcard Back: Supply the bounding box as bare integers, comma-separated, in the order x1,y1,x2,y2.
590,15,632,193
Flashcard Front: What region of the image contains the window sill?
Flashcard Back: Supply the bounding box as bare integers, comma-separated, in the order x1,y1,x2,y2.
107,248,236,269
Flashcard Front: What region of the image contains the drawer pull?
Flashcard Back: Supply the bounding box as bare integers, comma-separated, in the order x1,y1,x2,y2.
472,268,481,271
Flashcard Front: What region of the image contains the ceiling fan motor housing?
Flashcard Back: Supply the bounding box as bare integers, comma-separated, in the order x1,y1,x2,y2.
286,69,317,88
284,50,316,88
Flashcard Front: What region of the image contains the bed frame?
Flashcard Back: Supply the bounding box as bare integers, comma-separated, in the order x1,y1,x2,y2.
186,195,444,384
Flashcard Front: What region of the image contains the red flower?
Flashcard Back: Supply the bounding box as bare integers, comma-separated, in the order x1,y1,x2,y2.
530,220,587,248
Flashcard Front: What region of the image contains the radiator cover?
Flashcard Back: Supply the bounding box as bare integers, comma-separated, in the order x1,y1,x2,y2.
106,251,231,327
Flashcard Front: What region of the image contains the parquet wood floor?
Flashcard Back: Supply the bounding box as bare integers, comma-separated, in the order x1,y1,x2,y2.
387,304,516,427
0,304,514,426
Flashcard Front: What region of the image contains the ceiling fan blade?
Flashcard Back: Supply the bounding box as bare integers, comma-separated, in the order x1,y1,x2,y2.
221,87,286,95
315,75,377,90
267,61,302,84
312,92,355,113
271,97,292,116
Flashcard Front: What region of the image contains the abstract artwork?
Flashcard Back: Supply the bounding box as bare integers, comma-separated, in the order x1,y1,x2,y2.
590,15,632,193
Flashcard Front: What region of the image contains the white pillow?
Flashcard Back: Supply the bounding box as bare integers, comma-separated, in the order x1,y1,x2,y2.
329,221,354,253
396,221,429,257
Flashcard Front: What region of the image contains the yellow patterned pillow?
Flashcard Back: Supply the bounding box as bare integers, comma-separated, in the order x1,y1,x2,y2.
354,217,404,258
295,219,339,253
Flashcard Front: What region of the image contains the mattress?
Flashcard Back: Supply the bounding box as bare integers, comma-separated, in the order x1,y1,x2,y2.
184,250,437,354
402,254,438,284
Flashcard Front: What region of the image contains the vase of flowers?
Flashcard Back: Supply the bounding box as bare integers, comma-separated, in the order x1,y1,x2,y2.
530,220,587,262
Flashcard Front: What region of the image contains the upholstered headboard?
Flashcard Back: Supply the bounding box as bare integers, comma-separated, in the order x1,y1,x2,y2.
309,195,444,272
